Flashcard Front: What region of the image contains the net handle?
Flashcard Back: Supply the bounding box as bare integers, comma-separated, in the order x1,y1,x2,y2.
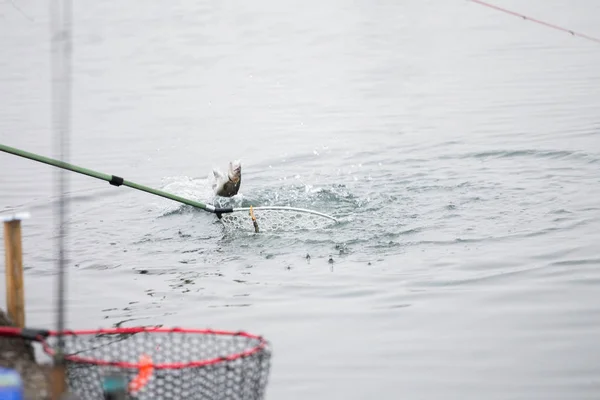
0,144,335,221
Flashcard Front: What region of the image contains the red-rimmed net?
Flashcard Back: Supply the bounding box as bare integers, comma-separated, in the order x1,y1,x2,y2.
43,327,271,400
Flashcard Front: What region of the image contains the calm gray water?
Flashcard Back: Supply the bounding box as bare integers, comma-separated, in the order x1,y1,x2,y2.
2,0,600,398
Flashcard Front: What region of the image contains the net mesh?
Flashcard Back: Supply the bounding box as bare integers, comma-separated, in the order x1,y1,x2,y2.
44,329,271,400
219,208,336,233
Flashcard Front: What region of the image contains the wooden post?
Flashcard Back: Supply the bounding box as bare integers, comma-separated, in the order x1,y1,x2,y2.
3,215,26,328
51,362,68,400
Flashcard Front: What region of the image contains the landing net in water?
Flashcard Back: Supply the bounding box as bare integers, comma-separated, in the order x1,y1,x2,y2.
218,206,337,233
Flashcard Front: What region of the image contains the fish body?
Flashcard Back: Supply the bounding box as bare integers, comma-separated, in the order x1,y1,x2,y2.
212,160,242,197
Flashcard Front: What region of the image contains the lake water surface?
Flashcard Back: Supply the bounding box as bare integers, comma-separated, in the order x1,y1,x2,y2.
1,0,600,399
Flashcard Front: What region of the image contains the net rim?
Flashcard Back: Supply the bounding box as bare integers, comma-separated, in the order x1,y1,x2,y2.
36,327,268,370
229,206,337,222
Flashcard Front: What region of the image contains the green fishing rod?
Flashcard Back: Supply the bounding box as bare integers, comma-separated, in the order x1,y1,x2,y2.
0,143,234,217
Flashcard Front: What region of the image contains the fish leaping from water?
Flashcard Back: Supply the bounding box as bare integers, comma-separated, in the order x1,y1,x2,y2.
212,160,241,197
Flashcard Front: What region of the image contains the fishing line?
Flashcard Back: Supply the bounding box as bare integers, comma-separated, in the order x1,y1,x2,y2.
4,0,34,22
50,0,72,395
469,0,600,45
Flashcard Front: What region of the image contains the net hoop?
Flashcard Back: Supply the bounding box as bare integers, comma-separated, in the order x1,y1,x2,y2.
39,327,269,369
217,206,337,232
0,326,269,369
231,206,337,222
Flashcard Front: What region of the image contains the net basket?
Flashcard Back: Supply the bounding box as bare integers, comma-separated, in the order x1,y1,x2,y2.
42,327,271,400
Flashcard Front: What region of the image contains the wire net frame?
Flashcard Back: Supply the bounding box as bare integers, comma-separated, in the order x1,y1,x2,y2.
219,206,338,233
40,327,272,400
